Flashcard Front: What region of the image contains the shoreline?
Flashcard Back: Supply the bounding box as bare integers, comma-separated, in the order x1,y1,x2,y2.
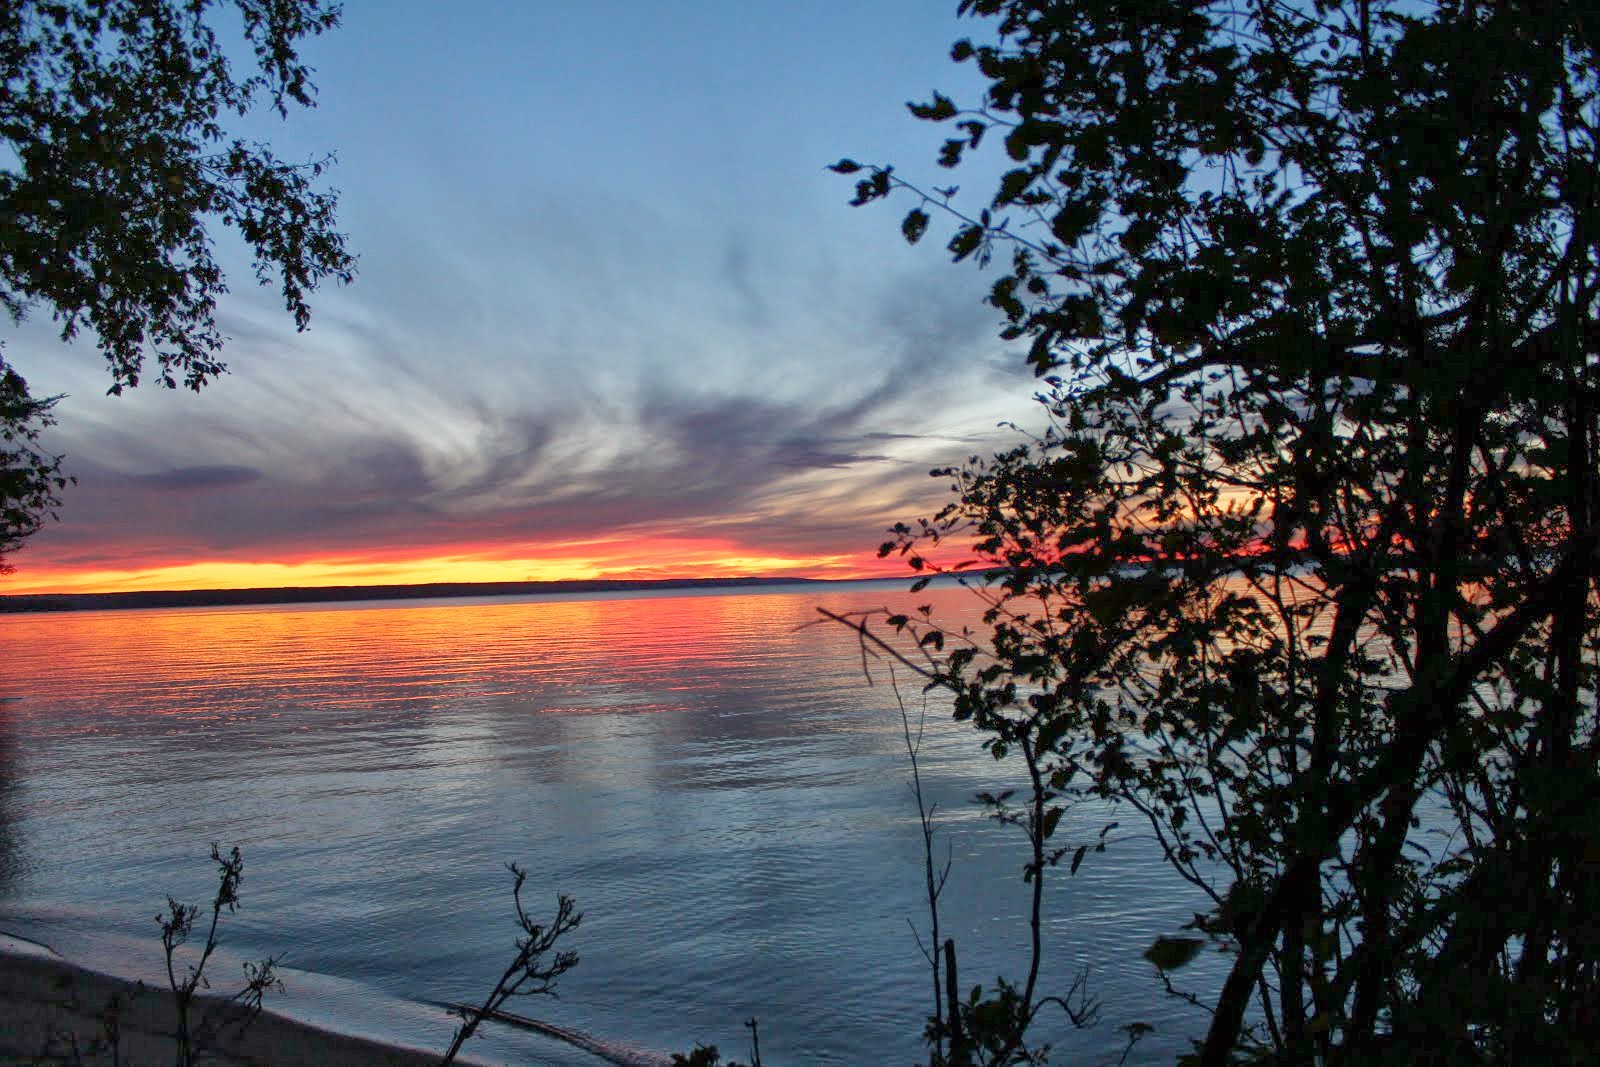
0,575,856,615
0,932,674,1067
0,942,445,1065
0,934,675,1067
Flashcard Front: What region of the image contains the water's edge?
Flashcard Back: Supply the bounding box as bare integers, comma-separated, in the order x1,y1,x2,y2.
0,922,635,1066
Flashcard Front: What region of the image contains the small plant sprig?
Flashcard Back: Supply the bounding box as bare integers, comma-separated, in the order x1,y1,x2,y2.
440,863,582,1065
671,1017,765,1067
158,843,283,1067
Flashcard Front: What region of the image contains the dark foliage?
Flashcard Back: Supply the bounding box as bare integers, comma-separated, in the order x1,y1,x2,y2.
0,363,68,571
0,0,354,566
841,1,1600,1063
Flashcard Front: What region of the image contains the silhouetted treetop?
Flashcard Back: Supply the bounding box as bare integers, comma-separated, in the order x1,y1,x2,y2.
0,0,355,568
842,2,1599,1063
2,0,354,394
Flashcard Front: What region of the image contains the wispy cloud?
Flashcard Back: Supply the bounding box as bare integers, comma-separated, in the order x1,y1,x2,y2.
2,1,1035,594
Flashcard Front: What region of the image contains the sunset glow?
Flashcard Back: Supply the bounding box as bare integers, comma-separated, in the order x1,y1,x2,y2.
2,536,908,596
0,1,1013,601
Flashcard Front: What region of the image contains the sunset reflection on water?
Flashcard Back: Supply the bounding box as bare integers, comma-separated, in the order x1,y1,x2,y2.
0,582,1214,1064
4,586,925,721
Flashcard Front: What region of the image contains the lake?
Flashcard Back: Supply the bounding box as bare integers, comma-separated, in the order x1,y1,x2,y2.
0,581,1220,1064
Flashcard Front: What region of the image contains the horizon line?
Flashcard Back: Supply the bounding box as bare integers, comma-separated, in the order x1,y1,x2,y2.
0,573,915,615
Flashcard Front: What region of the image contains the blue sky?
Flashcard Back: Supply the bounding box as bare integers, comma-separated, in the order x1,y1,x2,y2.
6,1,1037,592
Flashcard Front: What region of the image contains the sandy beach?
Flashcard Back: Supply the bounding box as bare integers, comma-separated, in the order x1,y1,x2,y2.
0,944,446,1066
0,933,679,1067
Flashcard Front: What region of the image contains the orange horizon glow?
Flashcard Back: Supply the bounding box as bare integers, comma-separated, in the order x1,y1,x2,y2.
1,534,913,596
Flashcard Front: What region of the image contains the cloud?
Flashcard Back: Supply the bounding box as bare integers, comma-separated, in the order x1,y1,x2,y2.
20,350,996,576
8,164,1035,588
127,464,263,491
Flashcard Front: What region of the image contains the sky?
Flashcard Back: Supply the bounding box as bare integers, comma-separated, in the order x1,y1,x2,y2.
4,0,1040,595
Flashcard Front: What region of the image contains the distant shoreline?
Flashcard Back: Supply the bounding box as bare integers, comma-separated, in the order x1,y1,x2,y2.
0,574,907,615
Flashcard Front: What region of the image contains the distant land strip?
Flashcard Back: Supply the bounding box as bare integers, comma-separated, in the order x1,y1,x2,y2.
0,575,905,614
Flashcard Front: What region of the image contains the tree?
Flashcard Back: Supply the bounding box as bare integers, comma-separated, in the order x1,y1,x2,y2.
840,0,1599,1062
0,364,67,573
0,0,355,568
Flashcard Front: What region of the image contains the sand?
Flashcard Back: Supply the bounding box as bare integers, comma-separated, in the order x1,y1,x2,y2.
0,935,679,1067
0,945,446,1066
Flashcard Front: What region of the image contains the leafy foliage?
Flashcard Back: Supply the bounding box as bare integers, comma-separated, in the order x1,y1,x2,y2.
0,0,354,564
0,362,69,571
846,1,1600,1063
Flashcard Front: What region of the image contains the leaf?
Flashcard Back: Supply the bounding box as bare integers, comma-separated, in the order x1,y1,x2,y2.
907,92,958,121
1005,128,1030,161
997,168,1031,203
948,225,983,262
1143,936,1205,971
1041,806,1063,840
828,158,862,174
901,208,930,245
1070,844,1088,875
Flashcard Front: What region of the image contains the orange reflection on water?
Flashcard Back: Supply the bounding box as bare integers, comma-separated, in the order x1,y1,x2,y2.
0,583,972,728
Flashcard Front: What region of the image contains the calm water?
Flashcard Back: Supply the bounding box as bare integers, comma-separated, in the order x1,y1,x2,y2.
0,582,1218,1064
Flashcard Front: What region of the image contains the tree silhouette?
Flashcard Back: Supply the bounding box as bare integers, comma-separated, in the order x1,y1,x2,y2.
842,1,1599,1062
0,0,355,568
